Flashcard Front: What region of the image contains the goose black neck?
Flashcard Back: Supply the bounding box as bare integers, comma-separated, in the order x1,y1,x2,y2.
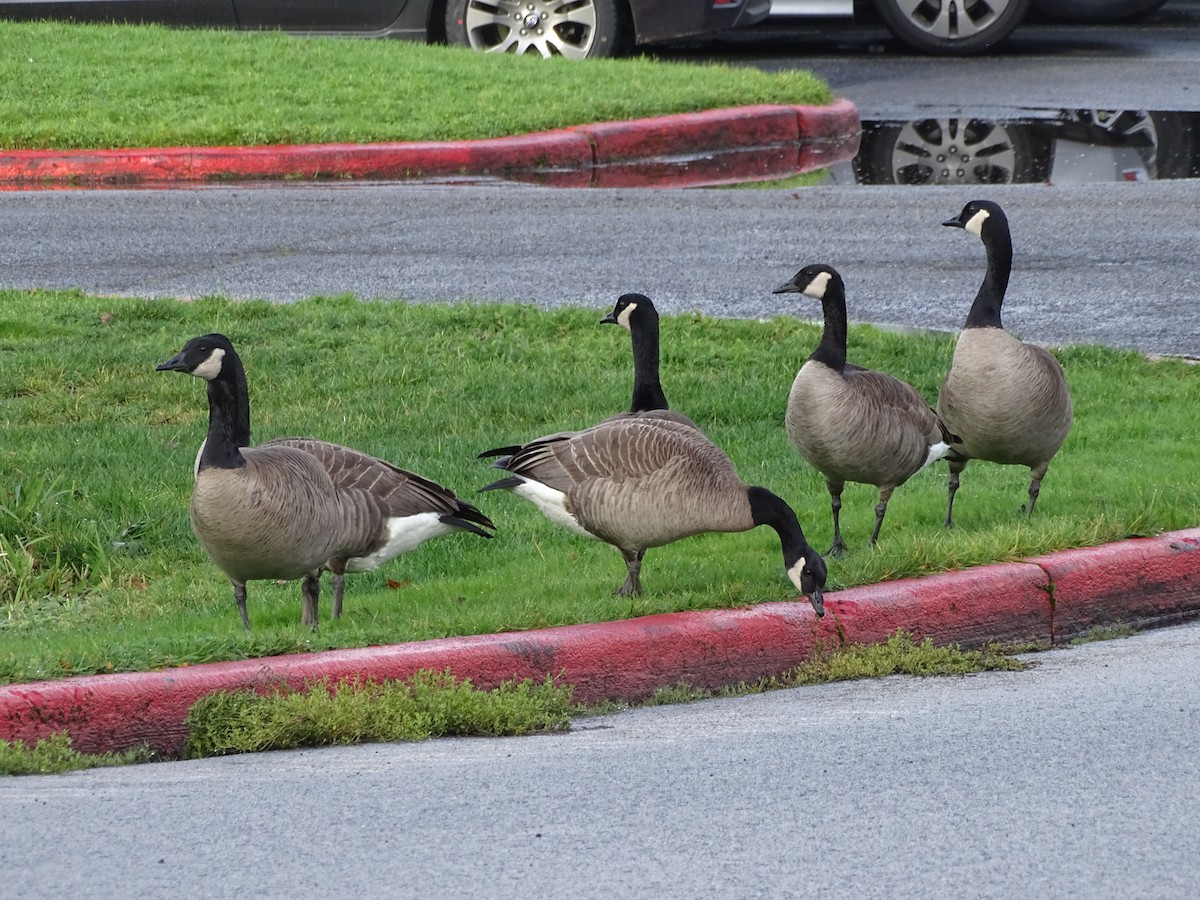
809,283,848,373
629,311,670,413
964,224,1012,330
747,486,811,566
199,353,250,471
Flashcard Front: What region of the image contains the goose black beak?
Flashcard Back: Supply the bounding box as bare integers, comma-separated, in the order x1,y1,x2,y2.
772,281,800,295
599,312,618,325
942,216,965,229
808,587,825,618
156,352,188,372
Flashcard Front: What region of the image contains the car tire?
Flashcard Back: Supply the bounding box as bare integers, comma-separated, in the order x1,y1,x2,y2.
854,118,1039,185
872,0,1033,54
1028,0,1168,24
444,0,627,59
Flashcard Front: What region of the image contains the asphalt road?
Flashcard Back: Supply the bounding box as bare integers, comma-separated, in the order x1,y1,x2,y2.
4,620,1200,899
3,182,1198,356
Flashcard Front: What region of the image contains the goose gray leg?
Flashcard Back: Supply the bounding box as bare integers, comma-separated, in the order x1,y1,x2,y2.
826,480,849,558
616,548,645,596
300,572,321,631
330,562,347,619
945,459,968,529
869,486,895,546
233,581,251,631
1026,462,1050,517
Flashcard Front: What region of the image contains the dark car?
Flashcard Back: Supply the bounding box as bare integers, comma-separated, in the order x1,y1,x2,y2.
768,0,1170,55
0,0,770,58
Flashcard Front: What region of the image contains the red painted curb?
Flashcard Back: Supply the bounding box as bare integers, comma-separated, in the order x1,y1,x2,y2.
0,100,861,187
1030,528,1200,641
825,562,1053,649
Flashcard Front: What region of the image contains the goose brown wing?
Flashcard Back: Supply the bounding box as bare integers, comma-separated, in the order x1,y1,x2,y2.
264,437,493,529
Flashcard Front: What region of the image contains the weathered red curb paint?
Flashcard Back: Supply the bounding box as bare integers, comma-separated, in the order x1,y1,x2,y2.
578,104,802,163
1029,528,1200,642
0,131,596,184
0,100,861,187
825,562,1053,649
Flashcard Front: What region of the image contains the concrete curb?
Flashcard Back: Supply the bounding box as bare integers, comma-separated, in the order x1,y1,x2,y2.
0,99,861,188
1,527,1197,758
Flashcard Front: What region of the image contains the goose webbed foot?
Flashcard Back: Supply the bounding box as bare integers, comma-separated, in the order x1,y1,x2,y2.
825,537,849,559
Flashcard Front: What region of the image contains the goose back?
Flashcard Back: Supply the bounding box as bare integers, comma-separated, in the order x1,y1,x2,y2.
262,437,494,571
494,418,747,552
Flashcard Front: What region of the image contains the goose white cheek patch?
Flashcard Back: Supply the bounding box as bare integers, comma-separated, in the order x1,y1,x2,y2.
964,208,991,237
803,271,831,300
191,348,226,381
616,302,638,331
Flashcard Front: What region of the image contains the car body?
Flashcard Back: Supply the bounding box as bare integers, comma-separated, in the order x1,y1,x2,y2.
767,0,1170,55
0,0,769,58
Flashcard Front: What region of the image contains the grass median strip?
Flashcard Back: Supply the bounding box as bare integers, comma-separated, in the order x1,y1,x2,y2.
0,291,1197,685
1,21,831,150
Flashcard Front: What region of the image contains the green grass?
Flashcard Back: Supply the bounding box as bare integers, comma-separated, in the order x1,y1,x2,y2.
0,291,1197,685
184,671,573,757
0,732,150,775
0,21,831,150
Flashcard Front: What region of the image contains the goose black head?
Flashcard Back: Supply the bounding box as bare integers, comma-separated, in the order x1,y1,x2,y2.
788,550,827,618
600,293,656,331
943,199,1009,240
773,264,843,302
156,333,237,381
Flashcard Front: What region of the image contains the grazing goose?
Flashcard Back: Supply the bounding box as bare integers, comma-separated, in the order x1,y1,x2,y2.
479,416,826,616
157,334,493,630
937,199,1073,527
774,264,952,557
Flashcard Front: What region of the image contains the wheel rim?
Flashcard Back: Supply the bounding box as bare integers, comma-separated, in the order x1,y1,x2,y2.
462,0,599,59
888,118,1020,184
892,0,1016,39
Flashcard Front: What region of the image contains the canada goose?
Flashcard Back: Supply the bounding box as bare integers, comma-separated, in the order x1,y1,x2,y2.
479,416,826,616
157,334,494,630
937,199,1073,527
774,264,952,557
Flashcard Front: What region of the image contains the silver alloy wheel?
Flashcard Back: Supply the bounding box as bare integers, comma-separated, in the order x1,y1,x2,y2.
887,118,1022,184
461,0,604,59
891,0,1016,40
